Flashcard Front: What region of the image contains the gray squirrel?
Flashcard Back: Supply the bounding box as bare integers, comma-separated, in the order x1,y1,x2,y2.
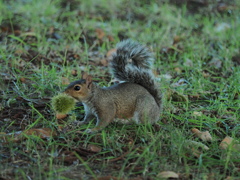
64,39,162,133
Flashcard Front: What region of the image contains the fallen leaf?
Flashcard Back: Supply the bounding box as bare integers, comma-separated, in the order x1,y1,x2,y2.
0,128,57,143
73,54,80,59
184,58,193,67
173,35,182,44
219,136,240,151
19,77,27,83
15,49,24,54
202,71,210,78
174,67,182,74
49,26,54,34
208,58,222,69
171,78,188,87
0,131,22,143
0,23,21,35
192,111,203,117
161,46,182,54
157,171,179,179
62,77,70,85
185,140,209,158
107,35,114,42
214,22,231,32
106,48,116,60
87,144,102,153
219,136,233,149
24,128,57,138
191,128,212,142
56,113,67,119
20,32,40,39
95,28,105,40
100,59,108,66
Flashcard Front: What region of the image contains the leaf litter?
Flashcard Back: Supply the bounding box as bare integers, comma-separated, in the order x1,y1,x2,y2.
0,0,240,179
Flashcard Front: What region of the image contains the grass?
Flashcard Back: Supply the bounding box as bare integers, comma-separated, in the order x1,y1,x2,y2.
0,0,240,179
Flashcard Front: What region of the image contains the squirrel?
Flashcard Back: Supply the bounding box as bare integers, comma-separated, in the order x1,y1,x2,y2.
64,39,162,133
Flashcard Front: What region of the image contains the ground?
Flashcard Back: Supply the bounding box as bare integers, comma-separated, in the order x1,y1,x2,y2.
0,0,240,179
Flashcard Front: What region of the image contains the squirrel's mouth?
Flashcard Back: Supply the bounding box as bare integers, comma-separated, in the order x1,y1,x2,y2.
66,95,79,102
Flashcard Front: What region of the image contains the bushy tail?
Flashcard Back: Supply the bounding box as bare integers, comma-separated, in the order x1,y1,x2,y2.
110,39,162,107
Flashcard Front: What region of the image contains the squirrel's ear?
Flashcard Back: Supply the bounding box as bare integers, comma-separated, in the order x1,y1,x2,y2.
86,75,92,89
81,72,88,80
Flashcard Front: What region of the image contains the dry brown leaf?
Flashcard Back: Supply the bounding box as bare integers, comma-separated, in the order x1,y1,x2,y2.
87,144,102,153
100,59,108,66
192,111,203,116
185,140,209,158
20,32,39,37
191,128,212,142
171,78,187,87
73,54,80,59
184,58,193,67
24,128,57,138
19,77,27,83
56,113,67,119
219,136,233,150
62,77,70,85
58,125,64,131
0,131,22,143
173,35,182,44
189,140,209,150
49,26,54,34
15,49,24,54
219,136,240,151
107,35,114,42
0,128,57,143
202,71,210,78
208,58,222,69
157,171,179,179
106,48,116,60
95,28,105,40
174,67,182,74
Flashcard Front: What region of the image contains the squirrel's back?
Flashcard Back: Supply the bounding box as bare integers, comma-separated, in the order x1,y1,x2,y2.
98,82,158,120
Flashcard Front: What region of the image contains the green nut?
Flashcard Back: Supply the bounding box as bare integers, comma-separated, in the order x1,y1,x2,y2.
51,93,76,114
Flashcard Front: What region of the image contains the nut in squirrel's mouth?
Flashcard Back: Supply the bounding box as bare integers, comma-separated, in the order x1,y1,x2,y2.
63,92,79,102
69,96,79,103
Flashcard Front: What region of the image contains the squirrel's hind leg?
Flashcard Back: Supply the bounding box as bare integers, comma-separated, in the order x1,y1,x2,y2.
134,96,160,124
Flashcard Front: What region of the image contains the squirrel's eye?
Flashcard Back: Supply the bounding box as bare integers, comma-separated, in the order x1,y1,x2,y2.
74,86,81,91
